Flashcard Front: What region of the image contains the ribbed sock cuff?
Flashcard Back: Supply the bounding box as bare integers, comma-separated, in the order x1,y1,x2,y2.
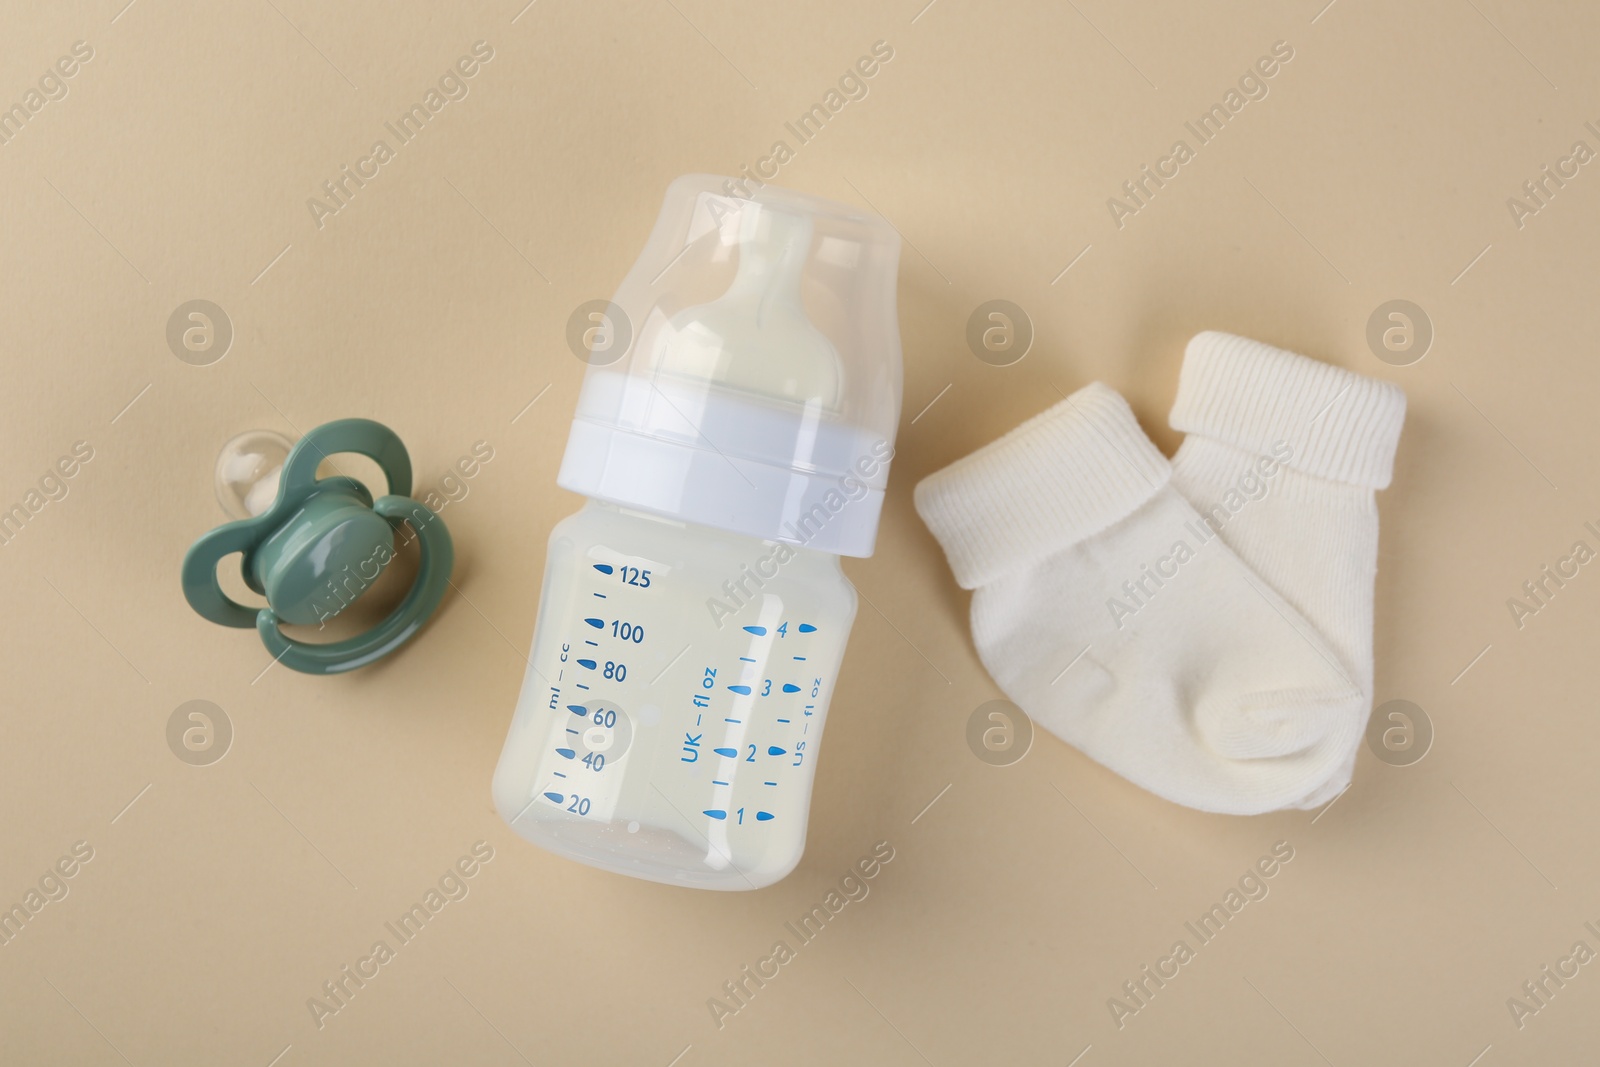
1170,332,1408,490
914,383,1169,590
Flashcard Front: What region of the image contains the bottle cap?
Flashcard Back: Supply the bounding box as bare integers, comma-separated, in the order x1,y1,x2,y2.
558,175,903,557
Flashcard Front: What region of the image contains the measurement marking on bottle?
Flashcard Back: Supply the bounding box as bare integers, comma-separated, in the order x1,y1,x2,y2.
539,595,809,857
592,592,606,598
593,564,614,575
798,624,816,633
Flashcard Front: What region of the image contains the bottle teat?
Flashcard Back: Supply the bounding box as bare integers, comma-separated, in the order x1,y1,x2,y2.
558,175,903,558
655,207,843,409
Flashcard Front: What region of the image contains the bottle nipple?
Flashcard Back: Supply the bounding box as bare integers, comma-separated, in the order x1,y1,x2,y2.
654,206,843,409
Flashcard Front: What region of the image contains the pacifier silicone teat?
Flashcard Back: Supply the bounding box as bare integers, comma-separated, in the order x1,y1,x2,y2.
181,418,454,675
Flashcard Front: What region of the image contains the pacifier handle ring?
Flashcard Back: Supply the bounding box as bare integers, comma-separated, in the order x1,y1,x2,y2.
183,476,376,620
279,418,414,500
181,519,266,628
255,495,454,675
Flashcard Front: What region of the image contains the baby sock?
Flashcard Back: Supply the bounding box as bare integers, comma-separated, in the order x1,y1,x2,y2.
914,383,1367,815
1167,332,1407,805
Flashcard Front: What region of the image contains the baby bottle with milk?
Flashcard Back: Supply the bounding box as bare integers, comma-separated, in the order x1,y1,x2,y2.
493,175,902,890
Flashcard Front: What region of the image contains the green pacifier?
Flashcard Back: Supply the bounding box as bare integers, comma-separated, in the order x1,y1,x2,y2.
181,419,454,675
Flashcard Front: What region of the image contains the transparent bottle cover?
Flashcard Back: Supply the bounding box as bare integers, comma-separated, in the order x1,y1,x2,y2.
558,175,903,557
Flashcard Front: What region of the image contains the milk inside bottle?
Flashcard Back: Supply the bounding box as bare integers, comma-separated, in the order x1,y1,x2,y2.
492,176,903,890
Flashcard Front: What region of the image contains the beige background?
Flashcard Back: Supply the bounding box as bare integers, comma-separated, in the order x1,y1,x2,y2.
3,0,1598,1063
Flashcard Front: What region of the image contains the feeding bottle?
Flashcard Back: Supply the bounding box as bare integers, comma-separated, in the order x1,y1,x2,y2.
492,176,902,890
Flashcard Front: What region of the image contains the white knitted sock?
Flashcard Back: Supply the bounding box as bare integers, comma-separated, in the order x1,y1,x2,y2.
915,383,1367,815
1167,332,1407,806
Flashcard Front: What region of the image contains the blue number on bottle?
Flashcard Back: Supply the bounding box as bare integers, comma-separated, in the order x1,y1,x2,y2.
745,744,757,763
582,752,605,772
567,795,592,815
619,566,652,588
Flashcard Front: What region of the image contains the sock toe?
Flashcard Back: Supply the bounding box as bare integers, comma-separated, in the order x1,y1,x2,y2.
1291,750,1358,810
1196,685,1360,760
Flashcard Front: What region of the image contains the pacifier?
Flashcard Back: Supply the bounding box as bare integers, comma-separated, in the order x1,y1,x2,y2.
181,419,454,675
